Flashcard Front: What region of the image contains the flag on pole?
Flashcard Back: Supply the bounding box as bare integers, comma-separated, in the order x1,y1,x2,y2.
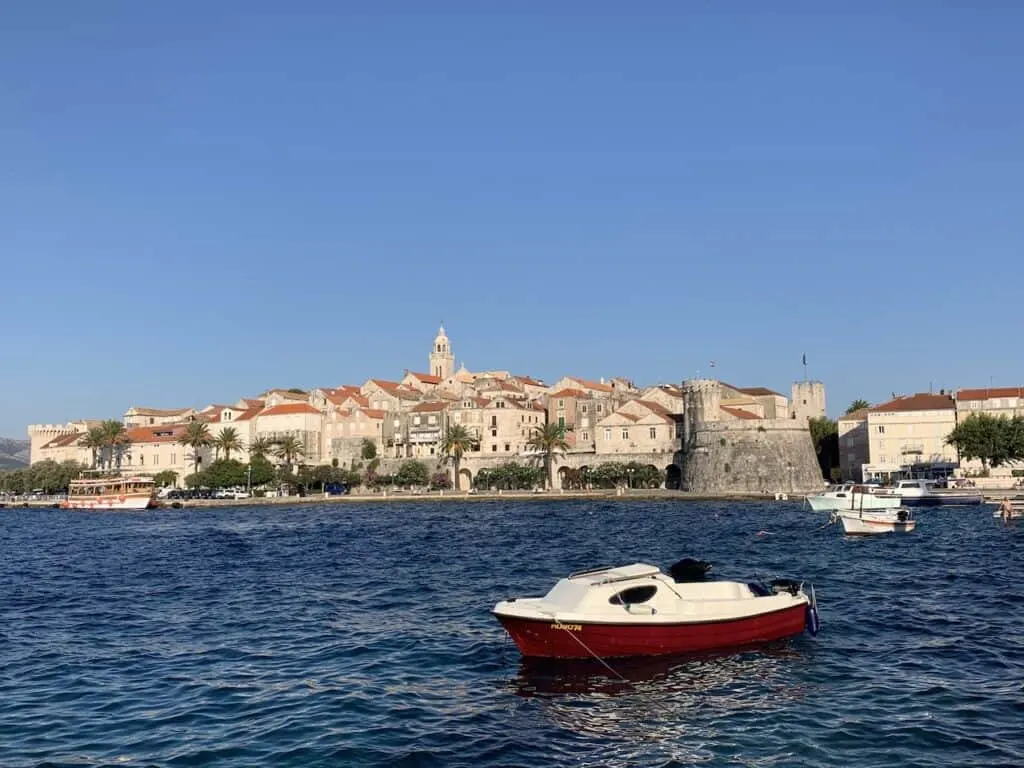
802,353,807,366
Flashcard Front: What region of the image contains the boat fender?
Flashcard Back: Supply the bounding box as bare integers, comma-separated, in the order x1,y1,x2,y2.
805,603,821,636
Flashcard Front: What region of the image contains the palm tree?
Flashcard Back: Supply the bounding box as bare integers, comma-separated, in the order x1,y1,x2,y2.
213,427,244,461
77,426,106,469
527,422,570,490
178,421,213,478
248,436,273,460
845,399,870,414
440,424,475,490
273,435,305,472
99,419,130,472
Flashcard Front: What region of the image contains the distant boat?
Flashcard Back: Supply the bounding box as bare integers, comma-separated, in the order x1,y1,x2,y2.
806,483,901,512
877,479,983,507
62,475,156,511
836,507,917,535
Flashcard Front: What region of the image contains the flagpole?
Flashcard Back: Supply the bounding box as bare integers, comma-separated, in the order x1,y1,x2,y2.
803,354,808,382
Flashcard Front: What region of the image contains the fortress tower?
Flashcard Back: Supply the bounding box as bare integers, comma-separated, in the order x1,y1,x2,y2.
429,325,454,380
27,422,85,464
682,379,721,446
791,381,827,423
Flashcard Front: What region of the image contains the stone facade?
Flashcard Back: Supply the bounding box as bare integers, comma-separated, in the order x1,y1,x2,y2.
837,409,869,482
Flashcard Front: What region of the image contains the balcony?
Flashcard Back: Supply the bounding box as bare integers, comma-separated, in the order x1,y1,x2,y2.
900,444,925,456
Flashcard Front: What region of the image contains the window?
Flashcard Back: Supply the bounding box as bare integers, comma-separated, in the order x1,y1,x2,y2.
649,427,657,439
153,455,159,466
609,585,657,605
621,429,629,440
430,447,435,455
581,405,588,414
428,415,437,425
140,455,144,465
582,431,589,441
558,399,564,408
491,444,498,452
414,416,421,426
171,453,176,464
877,426,885,434
597,404,603,413
491,429,497,437
504,443,510,452
604,428,612,441
558,416,565,428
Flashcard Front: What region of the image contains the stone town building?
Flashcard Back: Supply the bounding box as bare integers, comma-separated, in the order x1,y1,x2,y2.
594,399,677,456
28,421,99,464
116,424,198,480
325,407,386,465
401,371,444,394
837,408,869,482
123,407,197,428
953,386,1024,477
361,379,421,413
861,393,957,482
546,388,610,451
253,402,324,464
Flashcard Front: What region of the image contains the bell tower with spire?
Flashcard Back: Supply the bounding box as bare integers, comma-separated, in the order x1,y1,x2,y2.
430,325,454,379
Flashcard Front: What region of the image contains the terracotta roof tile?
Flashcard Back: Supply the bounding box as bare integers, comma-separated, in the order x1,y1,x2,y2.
259,403,322,417
550,388,589,399
635,400,674,418
721,406,760,420
43,433,86,449
124,425,188,444
513,375,545,387
412,401,449,413
956,387,1024,402
368,379,403,392
869,393,955,413
362,409,387,419
570,377,614,393
407,372,443,384
737,387,782,397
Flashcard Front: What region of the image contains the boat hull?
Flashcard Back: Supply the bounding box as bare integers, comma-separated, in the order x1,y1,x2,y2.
838,512,916,535
62,494,153,511
807,494,901,512
898,494,984,507
494,603,808,659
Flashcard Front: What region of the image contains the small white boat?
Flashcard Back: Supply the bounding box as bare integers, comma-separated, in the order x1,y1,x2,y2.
835,507,916,535
62,476,156,510
493,558,820,659
806,483,901,512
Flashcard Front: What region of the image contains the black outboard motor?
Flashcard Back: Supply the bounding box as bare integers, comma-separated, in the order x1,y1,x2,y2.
668,558,712,583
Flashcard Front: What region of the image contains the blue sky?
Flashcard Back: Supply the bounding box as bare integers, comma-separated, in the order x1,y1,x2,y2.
2,2,1022,436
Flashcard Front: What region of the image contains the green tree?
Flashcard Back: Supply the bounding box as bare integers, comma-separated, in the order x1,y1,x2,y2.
152,470,178,487
99,419,130,471
204,459,247,488
212,427,244,461
178,422,213,478
526,422,570,489
440,424,475,490
77,426,106,469
248,436,273,459
395,460,430,487
808,416,839,480
845,399,870,414
273,435,305,472
946,413,1024,469
247,455,275,487
360,438,378,460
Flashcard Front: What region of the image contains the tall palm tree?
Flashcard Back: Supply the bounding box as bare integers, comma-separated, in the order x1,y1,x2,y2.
99,419,130,472
273,435,305,472
178,421,213,478
248,436,273,460
441,424,475,490
213,427,244,461
526,422,570,490
77,426,106,469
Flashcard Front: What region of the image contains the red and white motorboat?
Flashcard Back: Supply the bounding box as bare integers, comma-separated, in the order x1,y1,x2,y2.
493,559,819,659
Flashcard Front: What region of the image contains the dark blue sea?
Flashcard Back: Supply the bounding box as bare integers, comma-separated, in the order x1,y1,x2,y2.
1,500,1021,767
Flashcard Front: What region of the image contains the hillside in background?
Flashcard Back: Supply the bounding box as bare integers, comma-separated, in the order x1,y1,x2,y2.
0,438,30,469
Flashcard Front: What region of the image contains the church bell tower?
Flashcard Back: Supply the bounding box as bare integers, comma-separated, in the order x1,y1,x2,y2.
430,325,454,379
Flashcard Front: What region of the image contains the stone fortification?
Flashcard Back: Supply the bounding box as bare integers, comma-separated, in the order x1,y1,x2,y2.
681,379,823,494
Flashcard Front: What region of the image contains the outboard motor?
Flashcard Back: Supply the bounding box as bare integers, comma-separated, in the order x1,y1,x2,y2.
668,558,712,583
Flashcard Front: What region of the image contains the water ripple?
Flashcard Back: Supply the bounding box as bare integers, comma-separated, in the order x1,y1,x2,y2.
1,500,1020,767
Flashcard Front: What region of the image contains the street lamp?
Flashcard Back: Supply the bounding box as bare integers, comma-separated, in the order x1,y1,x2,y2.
626,467,635,490
247,463,253,495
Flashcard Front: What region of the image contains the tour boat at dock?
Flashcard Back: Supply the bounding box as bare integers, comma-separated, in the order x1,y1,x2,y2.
62,476,156,511
805,483,901,512
876,479,984,507
493,559,819,660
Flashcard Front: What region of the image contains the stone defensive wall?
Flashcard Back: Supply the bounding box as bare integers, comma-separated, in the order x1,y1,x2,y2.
682,418,823,494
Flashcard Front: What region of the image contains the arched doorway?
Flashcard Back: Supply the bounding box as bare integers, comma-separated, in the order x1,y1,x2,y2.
666,464,682,490
645,465,662,489
458,468,472,491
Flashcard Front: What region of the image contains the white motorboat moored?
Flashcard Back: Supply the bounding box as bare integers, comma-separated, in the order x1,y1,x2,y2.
806,483,901,512
876,479,983,507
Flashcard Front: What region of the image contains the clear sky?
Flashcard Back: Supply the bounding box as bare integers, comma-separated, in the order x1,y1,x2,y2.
2,2,1023,437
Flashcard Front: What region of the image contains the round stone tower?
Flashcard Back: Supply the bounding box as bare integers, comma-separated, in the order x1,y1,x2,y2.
682,379,721,446
429,325,455,380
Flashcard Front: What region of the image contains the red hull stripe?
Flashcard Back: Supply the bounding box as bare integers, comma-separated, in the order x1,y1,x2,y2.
497,603,807,659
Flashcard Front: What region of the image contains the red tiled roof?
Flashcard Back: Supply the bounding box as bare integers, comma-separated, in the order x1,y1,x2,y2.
738,387,782,397
407,372,443,384
869,393,954,413
635,400,674,418
956,387,1024,402
514,375,545,387
368,379,403,392
124,425,188,444
721,406,760,420
570,377,614,393
412,401,448,413
361,409,386,419
240,399,265,409
234,406,263,422
550,388,589,399
259,403,321,417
